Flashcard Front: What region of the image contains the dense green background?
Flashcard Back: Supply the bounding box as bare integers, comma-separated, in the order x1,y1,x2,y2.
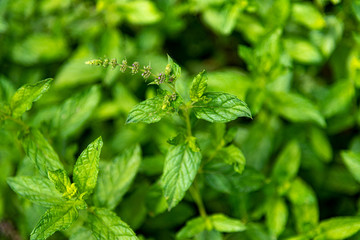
2,0,360,239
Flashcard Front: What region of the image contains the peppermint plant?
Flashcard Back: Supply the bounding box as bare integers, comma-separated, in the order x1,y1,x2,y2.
87,55,252,237
2,79,140,239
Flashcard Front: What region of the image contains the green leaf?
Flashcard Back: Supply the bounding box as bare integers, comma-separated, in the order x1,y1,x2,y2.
7,176,64,207
70,227,96,240
266,197,288,237
88,207,138,240
193,92,252,123
94,145,142,209
315,216,360,239
291,3,326,29
209,214,246,232
341,151,360,183
190,70,208,102
48,169,72,194
10,78,52,118
309,127,332,162
284,38,323,64
176,217,206,239
73,136,103,197
30,203,78,240
320,80,355,118
216,145,246,174
271,140,301,185
52,85,101,138
267,91,326,127
124,0,162,25
286,178,319,233
22,128,64,176
161,144,202,210
167,55,181,81
126,96,169,124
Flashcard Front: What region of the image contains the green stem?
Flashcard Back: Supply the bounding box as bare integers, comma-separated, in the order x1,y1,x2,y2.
189,185,207,218
183,107,192,137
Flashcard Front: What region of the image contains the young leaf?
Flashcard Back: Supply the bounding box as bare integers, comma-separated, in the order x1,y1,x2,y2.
73,136,103,197
286,178,319,233
48,169,72,194
176,217,206,239
22,128,64,176
341,151,360,183
30,203,78,240
94,145,142,210
266,197,288,237
209,214,246,232
161,143,202,210
267,91,326,127
190,70,208,102
216,144,246,174
88,207,138,240
193,92,252,123
7,176,64,207
292,2,326,30
315,216,360,239
167,55,181,81
309,127,332,162
52,85,101,138
126,96,169,124
10,78,52,118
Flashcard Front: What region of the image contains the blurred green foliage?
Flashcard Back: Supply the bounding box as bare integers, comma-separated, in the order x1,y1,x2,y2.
2,0,360,239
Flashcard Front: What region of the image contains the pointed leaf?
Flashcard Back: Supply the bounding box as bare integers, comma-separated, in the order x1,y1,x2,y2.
88,207,138,240
209,214,246,232
315,216,360,239
167,55,181,81
22,128,64,176
30,203,78,240
73,137,103,197
190,70,208,102
266,197,288,237
126,96,169,124
216,145,246,174
94,145,142,209
341,151,360,183
10,78,52,118
7,176,64,207
193,92,252,123
161,144,202,209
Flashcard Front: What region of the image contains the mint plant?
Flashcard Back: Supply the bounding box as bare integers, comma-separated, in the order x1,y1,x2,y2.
86,56,252,236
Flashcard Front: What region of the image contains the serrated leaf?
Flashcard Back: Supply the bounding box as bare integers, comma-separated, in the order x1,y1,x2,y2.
52,85,101,138
30,203,78,240
73,137,103,197
217,145,246,174
10,78,52,118
315,216,360,239
341,151,360,183
48,169,72,194
190,70,207,102
266,197,288,237
94,145,141,209
209,214,246,232
271,140,301,185
161,144,202,210
176,217,206,239
167,55,181,80
126,96,169,124
286,178,319,233
7,176,64,207
22,128,64,176
88,207,138,240
193,92,252,123
267,91,326,127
